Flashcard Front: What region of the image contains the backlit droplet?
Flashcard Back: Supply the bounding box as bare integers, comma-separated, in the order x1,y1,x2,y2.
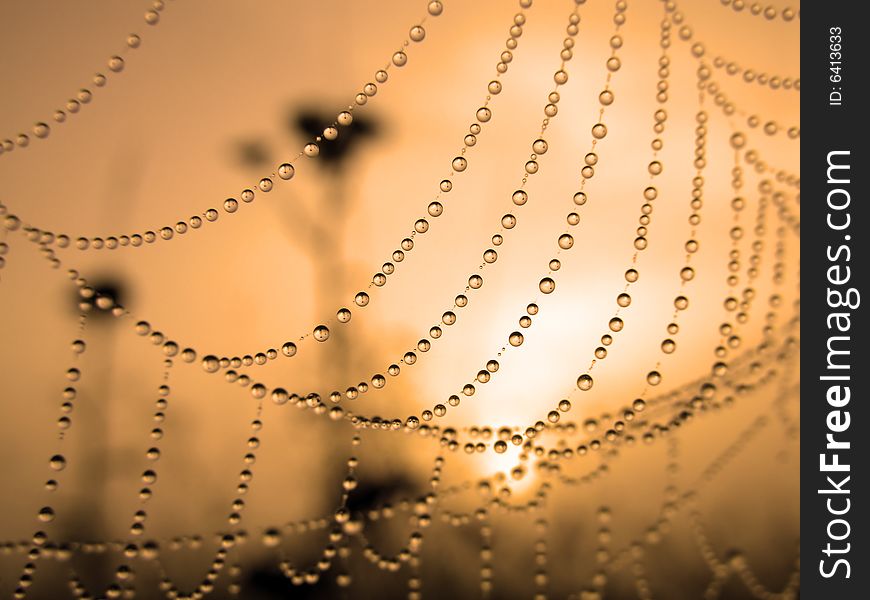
271,388,289,405
281,342,297,357
50,455,66,471
278,164,295,180
609,317,624,332
337,308,352,323
577,374,594,391
592,123,607,139
33,122,50,138
509,332,524,347
512,190,528,206
661,339,676,353
38,507,55,523
108,56,125,72
410,25,426,42
539,278,555,294
313,326,330,342
646,371,662,385
354,292,370,307
558,234,574,250
202,355,220,373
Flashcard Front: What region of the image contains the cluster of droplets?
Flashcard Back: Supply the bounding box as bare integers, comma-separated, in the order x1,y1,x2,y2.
9,0,444,254
696,65,800,141
0,326,800,598
289,0,538,378
479,509,493,597
688,489,800,599
151,409,266,599
570,10,673,415
353,453,445,599
621,87,711,414
78,364,178,599
532,516,550,600
576,377,800,599
0,0,803,595
95,0,534,376
10,313,87,600
277,435,362,588
268,0,585,415
0,0,167,157
687,40,799,93
716,0,799,23
392,0,627,434
27,212,798,478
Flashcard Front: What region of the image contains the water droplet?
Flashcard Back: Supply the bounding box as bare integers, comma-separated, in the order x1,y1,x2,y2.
410,25,426,42
108,56,125,72
202,355,220,373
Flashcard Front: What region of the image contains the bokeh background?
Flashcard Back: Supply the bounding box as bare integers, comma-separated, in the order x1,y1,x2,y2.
0,0,799,598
